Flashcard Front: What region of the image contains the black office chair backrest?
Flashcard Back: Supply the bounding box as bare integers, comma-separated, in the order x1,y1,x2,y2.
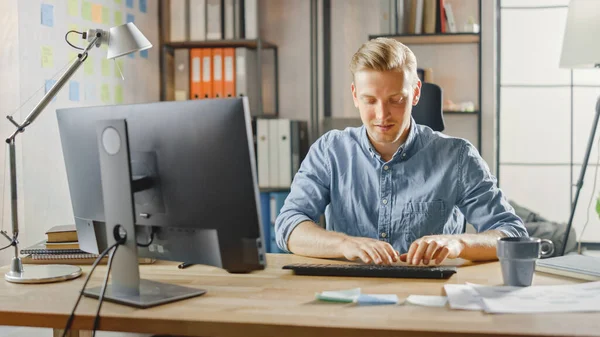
411,82,444,132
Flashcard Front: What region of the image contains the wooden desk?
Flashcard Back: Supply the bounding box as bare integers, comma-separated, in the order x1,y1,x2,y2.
0,254,596,337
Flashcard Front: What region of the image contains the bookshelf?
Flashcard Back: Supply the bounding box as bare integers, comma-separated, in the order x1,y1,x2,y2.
158,1,279,117
369,1,483,152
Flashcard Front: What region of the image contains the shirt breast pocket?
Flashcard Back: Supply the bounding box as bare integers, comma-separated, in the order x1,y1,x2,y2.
396,201,446,243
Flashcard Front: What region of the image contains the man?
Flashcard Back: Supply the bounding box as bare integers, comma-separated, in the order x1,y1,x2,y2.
275,38,527,266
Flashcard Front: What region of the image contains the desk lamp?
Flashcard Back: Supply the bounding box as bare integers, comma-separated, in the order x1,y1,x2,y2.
3,23,151,283
559,0,600,256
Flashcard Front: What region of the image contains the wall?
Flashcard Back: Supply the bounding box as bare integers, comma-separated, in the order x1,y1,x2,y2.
499,0,600,242
0,0,160,261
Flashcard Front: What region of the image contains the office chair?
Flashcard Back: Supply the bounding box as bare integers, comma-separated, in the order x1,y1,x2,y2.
412,82,444,132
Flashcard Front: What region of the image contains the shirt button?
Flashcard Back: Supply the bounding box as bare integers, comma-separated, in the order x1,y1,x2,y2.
383,165,389,171
382,199,388,205
402,153,406,158
380,232,387,238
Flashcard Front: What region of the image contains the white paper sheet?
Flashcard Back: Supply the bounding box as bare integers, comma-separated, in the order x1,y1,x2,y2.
406,295,448,307
472,281,600,313
444,284,484,310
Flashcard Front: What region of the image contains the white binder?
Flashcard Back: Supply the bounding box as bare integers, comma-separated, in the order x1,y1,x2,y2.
169,0,188,42
268,119,280,188
189,0,206,41
224,0,235,39
277,119,292,187
174,49,190,101
257,119,270,188
206,0,222,40
235,48,259,116
244,0,258,39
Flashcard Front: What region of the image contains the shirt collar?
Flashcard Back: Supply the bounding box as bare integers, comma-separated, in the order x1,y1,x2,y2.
361,117,419,162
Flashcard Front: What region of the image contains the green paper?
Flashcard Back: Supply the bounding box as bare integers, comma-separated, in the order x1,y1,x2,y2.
84,55,94,75
101,84,110,103
596,197,600,219
82,1,92,21
114,10,123,25
102,59,111,76
114,0,122,4
115,85,123,103
68,0,79,17
41,46,54,68
102,7,110,25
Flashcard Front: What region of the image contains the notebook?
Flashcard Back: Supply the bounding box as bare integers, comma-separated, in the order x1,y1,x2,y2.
21,254,156,265
45,224,77,243
20,240,86,255
535,254,600,281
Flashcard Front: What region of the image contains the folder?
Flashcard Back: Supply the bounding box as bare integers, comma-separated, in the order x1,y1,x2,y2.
223,48,236,98
259,192,271,253
269,191,289,253
233,0,243,39
189,0,206,41
174,49,190,101
277,119,292,187
268,119,280,188
256,118,270,188
262,49,276,116
201,48,213,99
169,0,188,42
212,48,224,98
423,0,436,34
206,0,222,40
190,48,203,99
244,0,257,39
235,47,259,115
224,0,235,39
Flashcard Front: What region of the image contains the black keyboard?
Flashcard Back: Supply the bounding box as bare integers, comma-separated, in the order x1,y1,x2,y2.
282,263,457,279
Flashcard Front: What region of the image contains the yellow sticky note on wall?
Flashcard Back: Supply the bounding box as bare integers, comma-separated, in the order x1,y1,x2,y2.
102,7,110,25
84,55,94,75
68,0,79,17
114,11,123,26
115,85,124,104
101,84,110,103
41,46,54,68
82,1,92,21
92,4,102,23
102,59,111,76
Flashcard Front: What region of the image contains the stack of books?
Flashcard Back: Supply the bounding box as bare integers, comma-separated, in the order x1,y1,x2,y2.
20,225,154,265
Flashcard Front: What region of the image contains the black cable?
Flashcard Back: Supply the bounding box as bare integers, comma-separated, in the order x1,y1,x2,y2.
0,242,14,252
92,244,119,337
65,30,84,50
61,241,120,337
136,228,156,248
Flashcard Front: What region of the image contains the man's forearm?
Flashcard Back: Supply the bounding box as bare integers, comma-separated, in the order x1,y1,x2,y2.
456,230,506,261
286,221,349,258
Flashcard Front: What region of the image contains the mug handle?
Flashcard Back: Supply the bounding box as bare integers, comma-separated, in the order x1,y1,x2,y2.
540,239,555,258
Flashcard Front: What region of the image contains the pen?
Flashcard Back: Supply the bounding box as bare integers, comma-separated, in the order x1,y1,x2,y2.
178,262,194,269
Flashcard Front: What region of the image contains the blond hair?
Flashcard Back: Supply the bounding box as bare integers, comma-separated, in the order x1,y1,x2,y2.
350,37,418,86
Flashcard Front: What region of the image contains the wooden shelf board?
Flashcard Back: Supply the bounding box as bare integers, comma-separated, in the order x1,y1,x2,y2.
164,40,277,49
369,33,480,45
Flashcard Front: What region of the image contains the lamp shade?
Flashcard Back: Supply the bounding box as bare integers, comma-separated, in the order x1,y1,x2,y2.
559,0,600,68
106,22,152,59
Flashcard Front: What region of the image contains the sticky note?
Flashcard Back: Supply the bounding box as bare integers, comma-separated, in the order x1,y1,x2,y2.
101,84,110,103
102,58,111,76
114,11,123,25
85,83,97,101
126,13,134,23
115,85,123,104
68,0,79,17
126,0,134,8
45,80,58,102
82,1,92,21
41,46,54,68
115,0,122,4
69,81,80,101
139,0,147,13
92,4,102,23
102,7,110,25
140,49,148,59
114,59,124,78
84,55,94,75
127,52,135,59
41,4,54,27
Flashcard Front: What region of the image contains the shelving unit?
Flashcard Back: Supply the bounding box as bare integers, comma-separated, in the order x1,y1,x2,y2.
368,1,483,152
157,1,279,117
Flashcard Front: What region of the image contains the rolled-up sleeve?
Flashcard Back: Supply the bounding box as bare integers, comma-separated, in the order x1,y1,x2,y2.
456,141,528,238
275,133,332,252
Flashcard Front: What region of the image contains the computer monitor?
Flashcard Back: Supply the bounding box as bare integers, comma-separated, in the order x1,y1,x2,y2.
56,98,266,308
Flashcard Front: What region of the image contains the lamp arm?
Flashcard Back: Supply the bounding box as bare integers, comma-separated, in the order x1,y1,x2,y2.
6,36,99,140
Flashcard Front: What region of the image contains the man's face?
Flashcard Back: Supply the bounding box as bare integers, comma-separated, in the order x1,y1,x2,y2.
352,69,421,147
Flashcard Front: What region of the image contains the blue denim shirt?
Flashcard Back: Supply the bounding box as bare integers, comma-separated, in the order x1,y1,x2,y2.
275,120,527,253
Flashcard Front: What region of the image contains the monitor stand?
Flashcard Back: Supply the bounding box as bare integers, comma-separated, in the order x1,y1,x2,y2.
83,119,206,308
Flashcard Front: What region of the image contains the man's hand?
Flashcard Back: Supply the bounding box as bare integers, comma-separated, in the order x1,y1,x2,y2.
340,237,399,265
400,235,464,265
